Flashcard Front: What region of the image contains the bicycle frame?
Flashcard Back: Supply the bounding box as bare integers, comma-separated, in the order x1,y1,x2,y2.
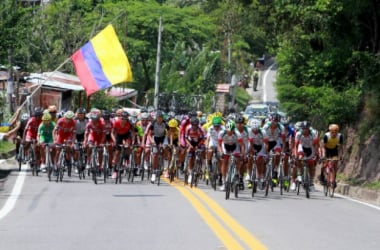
323,158,339,197
225,153,238,200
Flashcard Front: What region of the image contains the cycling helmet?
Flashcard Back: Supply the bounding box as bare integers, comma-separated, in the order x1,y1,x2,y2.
64,110,75,119
48,105,57,113
140,112,149,120
248,119,260,128
21,113,29,121
76,107,86,114
34,107,43,117
225,120,235,131
102,110,111,119
235,115,245,124
190,117,199,125
168,119,178,128
300,121,311,129
42,113,52,121
156,110,163,118
121,111,130,118
212,116,222,126
188,110,197,117
329,124,339,132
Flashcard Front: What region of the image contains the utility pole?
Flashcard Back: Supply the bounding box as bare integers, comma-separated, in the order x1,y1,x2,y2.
7,48,14,113
154,16,163,110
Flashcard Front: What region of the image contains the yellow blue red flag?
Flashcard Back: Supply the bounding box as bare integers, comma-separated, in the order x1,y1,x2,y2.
71,24,133,96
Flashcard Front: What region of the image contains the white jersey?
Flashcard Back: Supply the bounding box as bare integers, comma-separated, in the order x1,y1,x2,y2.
263,122,284,142
295,130,318,148
248,128,266,146
235,126,249,151
207,125,224,147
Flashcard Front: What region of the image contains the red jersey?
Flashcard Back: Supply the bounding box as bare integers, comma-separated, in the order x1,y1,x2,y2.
185,125,205,144
113,119,132,135
86,119,105,144
25,117,42,140
55,117,76,143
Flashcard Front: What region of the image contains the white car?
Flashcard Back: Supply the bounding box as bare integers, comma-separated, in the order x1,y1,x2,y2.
243,103,270,121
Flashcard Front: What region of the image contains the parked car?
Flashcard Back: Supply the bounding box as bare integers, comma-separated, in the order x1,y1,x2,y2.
243,103,270,121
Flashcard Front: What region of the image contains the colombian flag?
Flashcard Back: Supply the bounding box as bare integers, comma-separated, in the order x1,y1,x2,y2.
71,25,133,96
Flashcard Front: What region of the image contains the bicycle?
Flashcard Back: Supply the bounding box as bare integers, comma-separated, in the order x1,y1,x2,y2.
150,144,164,186
277,153,291,195
168,145,179,183
190,148,203,188
45,143,55,182
56,141,73,182
209,148,220,191
27,140,39,176
140,145,152,182
295,157,313,199
225,153,239,200
115,144,129,184
263,152,275,197
101,143,112,183
250,154,258,197
16,139,26,172
127,145,139,183
74,140,86,180
322,157,339,198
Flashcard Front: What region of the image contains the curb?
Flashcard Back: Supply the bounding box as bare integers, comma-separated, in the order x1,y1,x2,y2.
335,183,380,206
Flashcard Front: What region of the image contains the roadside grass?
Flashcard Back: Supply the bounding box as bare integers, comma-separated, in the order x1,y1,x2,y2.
0,140,15,154
337,173,380,190
235,87,252,111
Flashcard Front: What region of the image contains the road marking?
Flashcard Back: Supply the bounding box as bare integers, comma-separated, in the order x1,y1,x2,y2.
168,179,267,249
192,187,267,250
0,164,27,220
169,181,245,250
262,63,276,103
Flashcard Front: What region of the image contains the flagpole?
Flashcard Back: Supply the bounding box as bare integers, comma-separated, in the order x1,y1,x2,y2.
154,16,163,110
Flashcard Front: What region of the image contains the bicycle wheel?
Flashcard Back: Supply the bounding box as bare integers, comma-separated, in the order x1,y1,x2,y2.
46,147,52,182
91,153,98,185
329,170,336,198
225,181,231,200
304,168,310,199
234,176,239,198
18,144,24,171
57,151,64,182
103,154,108,183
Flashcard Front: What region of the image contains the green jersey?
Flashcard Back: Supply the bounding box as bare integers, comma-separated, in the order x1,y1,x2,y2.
38,121,56,143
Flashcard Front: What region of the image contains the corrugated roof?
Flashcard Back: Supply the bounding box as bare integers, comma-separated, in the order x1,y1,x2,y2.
25,71,84,91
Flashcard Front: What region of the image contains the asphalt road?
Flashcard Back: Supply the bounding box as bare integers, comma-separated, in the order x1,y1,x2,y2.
1,66,380,249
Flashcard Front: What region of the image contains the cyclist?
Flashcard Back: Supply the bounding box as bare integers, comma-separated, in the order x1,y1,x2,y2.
235,115,250,190
84,109,106,172
144,110,169,183
166,118,180,178
22,107,44,168
73,107,88,173
111,111,133,178
205,116,224,185
14,113,29,158
282,120,296,189
136,112,151,171
102,110,114,171
184,117,206,184
262,113,285,186
37,113,56,172
291,121,320,191
218,120,245,191
53,110,76,173
319,124,343,186
247,119,267,189
178,111,197,173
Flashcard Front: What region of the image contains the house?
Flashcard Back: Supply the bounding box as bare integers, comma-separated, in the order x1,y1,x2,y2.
23,71,138,111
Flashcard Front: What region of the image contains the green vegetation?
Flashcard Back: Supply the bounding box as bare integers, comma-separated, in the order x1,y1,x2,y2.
0,0,379,136
0,140,15,154
235,87,251,111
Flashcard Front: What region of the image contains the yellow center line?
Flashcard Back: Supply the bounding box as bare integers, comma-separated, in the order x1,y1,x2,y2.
168,180,244,250
191,187,267,250
166,178,267,250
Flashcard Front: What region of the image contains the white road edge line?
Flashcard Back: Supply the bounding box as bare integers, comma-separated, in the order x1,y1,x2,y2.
334,193,380,211
262,62,276,104
0,164,27,220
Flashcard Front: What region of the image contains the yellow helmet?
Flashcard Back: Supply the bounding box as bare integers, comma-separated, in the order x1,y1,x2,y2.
329,124,339,132
168,118,178,128
42,113,52,121
214,111,223,118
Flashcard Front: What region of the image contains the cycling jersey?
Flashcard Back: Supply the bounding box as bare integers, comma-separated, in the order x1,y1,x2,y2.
218,130,243,155
113,119,132,135
75,118,88,142
86,120,105,145
148,120,168,138
38,121,56,143
323,132,343,158
295,130,319,157
25,117,42,140
206,125,225,147
55,117,76,144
